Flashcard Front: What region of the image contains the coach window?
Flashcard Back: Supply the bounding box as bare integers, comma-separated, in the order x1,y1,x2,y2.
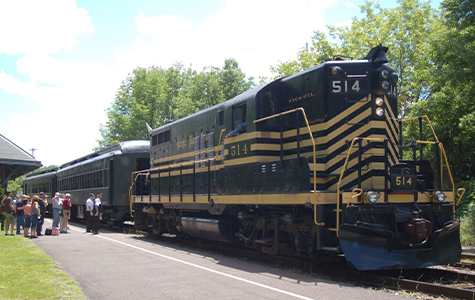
232,104,246,131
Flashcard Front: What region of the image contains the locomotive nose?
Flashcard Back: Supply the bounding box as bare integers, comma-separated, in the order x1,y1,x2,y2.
403,218,432,245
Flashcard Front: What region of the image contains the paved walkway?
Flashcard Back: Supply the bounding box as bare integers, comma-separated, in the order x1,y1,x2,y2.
34,221,412,300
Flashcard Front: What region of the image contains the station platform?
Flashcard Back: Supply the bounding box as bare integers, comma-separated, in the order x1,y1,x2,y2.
34,220,411,300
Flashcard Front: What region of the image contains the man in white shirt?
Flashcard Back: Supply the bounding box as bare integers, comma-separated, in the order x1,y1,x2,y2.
91,193,102,234
85,193,95,233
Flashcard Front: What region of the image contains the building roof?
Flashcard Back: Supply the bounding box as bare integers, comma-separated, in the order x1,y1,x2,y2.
0,133,42,180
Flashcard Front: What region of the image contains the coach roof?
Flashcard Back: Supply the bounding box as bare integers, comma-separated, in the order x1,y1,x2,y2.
58,140,149,171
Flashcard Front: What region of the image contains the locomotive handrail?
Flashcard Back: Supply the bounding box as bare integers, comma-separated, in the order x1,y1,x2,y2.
129,156,219,211
397,115,439,143
336,137,386,237
399,115,457,211
128,170,150,217
254,107,323,226
410,139,455,204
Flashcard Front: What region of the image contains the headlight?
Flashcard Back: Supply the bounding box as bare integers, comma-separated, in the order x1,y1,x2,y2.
367,191,380,204
435,191,447,202
375,107,384,117
329,66,343,76
375,97,384,107
381,69,389,79
381,81,390,90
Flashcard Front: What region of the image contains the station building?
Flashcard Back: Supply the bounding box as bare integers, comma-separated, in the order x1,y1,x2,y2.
0,133,41,192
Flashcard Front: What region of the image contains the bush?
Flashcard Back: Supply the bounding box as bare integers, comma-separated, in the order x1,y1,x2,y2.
461,201,475,246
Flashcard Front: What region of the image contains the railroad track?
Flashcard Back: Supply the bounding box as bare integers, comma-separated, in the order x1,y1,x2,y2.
451,253,475,272
462,252,475,261
141,232,475,300
373,266,475,300
454,261,475,271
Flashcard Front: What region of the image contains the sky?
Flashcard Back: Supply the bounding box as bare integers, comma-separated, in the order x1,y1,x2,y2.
0,0,440,166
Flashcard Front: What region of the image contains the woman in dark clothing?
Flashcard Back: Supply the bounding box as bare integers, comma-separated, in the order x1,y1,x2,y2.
2,197,16,235
15,195,25,235
37,192,47,236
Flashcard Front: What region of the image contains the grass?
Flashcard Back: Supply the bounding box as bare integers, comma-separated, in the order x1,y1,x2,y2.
461,203,475,246
0,230,85,300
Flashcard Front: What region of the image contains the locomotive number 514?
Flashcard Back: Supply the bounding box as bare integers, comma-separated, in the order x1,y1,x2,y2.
331,80,362,93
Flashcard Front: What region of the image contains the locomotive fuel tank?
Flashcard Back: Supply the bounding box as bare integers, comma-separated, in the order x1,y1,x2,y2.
178,217,235,242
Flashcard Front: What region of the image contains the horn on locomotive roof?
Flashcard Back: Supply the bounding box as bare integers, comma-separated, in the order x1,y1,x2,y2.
364,44,388,65
145,122,153,136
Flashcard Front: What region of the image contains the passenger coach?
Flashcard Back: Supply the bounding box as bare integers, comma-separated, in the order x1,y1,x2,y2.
56,141,150,225
23,166,58,197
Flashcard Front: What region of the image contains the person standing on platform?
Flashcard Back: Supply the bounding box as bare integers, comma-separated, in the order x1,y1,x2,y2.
92,193,102,234
51,193,62,229
15,195,25,235
23,198,32,237
60,193,72,233
37,192,47,236
2,197,16,235
85,193,95,233
30,198,40,238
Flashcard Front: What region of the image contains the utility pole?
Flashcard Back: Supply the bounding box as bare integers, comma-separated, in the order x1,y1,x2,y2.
30,148,37,158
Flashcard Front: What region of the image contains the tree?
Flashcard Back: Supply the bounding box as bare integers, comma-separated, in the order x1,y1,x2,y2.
273,0,438,115
99,59,253,148
410,0,475,211
7,176,24,195
273,0,475,212
219,59,252,100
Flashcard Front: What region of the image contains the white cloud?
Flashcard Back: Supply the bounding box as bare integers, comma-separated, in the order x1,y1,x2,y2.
121,0,336,77
0,0,103,166
0,0,345,167
0,62,120,166
0,0,93,55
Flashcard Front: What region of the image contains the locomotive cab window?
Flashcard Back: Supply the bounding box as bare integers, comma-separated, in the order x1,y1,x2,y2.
157,130,171,144
232,104,246,131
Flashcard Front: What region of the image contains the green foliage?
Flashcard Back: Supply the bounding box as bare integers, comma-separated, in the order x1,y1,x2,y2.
273,0,438,114
271,31,337,75
274,0,475,216
461,199,475,246
99,59,252,148
409,0,475,212
6,176,24,195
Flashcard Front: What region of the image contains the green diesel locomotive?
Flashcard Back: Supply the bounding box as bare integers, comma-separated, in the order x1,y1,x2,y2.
131,46,465,270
